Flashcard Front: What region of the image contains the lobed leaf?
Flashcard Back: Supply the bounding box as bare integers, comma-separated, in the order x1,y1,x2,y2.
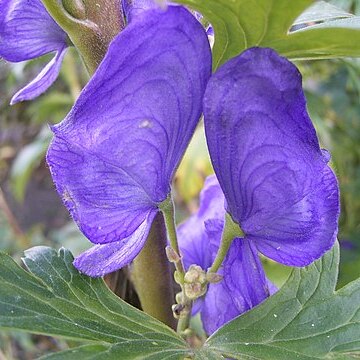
204,242,360,359
0,247,189,359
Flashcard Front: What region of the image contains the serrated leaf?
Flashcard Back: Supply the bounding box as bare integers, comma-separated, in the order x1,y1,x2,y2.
0,247,189,359
204,242,360,359
175,0,360,67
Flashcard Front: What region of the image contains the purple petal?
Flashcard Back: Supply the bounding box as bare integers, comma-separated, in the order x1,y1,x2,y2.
204,47,340,267
178,175,225,270
201,238,272,335
47,137,155,244
47,6,211,245
10,47,67,104
0,0,67,62
122,0,160,23
252,165,339,266
74,211,156,277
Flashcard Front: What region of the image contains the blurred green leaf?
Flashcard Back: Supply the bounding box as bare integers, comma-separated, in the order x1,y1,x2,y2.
204,242,360,359
10,126,51,202
26,92,73,125
176,124,212,204
0,247,189,359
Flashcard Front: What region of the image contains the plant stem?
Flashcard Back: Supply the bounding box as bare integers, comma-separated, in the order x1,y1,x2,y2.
160,196,193,334
208,212,244,273
132,213,176,329
41,0,125,74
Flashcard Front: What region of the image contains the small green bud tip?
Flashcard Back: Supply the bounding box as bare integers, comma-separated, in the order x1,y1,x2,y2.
165,246,180,263
175,292,183,304
181,328,193,337
174,270,184,285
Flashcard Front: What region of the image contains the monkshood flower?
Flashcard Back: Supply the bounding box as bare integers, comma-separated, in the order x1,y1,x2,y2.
47,6,212,277
204,47,340,268
0,0,69,104
178,175,276,335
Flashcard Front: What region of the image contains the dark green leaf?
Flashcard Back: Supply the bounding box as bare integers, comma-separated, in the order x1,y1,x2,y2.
174,0,313,68
0,247,189,359
205,242,360,359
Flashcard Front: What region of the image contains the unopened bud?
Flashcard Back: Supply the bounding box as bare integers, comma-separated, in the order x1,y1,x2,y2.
174,270,184,285
172,303,184,318
165,246,180,263
184,265,206,284
206,272,223,284
175,292,183,304
183,265,207,300
184,282,207,300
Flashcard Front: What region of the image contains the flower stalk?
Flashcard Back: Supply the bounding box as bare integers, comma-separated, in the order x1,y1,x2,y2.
208,212,244,274
160,195,193,335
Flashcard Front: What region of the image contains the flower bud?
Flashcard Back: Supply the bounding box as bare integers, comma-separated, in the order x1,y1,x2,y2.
165,246,180,263
183,265,207,300
206,272,223,284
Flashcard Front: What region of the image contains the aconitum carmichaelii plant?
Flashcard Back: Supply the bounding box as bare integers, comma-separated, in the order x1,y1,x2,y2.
0,0,70,104
46,6,212,277
204,47,340,268
178,175,277,335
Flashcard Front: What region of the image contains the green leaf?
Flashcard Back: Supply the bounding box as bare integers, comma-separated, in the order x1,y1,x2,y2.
175,0,360,67
174,0,313,68
10,126,51,202
293,1,353,25
267,17,360,60
204,242,360,359
0,247,190,359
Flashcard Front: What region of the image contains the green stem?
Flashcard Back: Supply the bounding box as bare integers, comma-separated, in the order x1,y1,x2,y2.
160,196,193,334
208,212,244,274
41,0,125,74
132,213,177,330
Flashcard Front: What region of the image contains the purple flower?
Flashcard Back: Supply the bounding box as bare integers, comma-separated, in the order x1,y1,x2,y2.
178,175,276,335
178,48,339,334
0,0,69,104
46,6,212,277
204,47,340,267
